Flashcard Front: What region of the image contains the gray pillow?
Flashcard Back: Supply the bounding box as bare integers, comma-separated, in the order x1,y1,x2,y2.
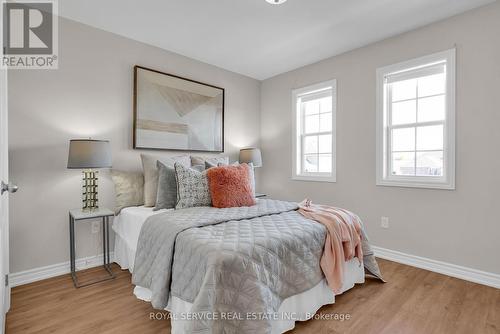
205,160,223,169
111,170,144,214
153,162,177,211
191,155,229,167
175,163,211,209
141,154,191,207
191,164,206,172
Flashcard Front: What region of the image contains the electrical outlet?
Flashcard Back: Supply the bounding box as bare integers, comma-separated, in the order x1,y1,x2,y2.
91,221,100,234
381,217,390,229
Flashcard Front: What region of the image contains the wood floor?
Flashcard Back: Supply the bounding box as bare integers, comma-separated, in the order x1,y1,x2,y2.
6,259,500,334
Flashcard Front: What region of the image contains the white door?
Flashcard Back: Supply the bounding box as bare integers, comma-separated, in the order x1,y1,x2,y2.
0,2,11,332
0,66,11,333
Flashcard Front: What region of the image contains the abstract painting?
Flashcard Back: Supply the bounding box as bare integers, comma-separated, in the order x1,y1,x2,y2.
133,66,224,152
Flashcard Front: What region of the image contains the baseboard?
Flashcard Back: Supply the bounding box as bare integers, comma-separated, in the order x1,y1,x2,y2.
11,247,500,290
373,246,500,289
10,252,115,288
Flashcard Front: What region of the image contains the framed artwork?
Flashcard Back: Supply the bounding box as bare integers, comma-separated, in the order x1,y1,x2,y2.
133,65,224,152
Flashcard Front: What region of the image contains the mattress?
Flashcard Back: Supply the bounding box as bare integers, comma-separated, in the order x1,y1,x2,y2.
113,206,365,334
112,206,172,271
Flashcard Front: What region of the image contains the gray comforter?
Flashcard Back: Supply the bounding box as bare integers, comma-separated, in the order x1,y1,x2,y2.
132,199,381,333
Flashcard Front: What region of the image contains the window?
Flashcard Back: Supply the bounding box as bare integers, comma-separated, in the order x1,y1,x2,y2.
292,80,336,182
376,49,455,189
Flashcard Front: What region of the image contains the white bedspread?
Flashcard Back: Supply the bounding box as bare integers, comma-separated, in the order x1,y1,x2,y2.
113,206,364,334
112,206,171,271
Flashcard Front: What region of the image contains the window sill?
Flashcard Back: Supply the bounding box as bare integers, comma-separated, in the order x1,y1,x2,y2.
292,175,336,183
376,178,455,190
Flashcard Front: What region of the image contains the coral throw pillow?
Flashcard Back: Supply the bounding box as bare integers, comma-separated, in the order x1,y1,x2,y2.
207,164,256,208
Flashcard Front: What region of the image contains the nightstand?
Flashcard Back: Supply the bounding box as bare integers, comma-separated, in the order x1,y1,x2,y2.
255,193,267,198
69,208,115,288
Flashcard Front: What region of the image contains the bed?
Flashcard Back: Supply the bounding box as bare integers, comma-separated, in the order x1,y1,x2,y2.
113,201,367,334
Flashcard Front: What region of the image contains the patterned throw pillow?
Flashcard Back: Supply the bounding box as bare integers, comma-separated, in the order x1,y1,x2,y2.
175,163,212,209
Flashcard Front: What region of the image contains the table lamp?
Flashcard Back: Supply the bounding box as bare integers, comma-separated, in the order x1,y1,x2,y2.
239,148,262,167
67,139,112,211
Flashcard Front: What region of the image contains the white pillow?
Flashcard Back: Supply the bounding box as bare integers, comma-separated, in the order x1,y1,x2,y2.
110,170,144,214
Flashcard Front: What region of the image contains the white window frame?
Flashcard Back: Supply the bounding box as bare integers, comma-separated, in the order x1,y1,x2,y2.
292,80,337,182
376,49,456,190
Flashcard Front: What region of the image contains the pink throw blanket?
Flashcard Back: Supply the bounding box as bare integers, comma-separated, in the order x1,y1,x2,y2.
298,199,363,293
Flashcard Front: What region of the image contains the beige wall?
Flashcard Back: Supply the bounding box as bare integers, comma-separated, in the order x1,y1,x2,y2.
260,2,500,274
9,3,500,276
8,18,261,273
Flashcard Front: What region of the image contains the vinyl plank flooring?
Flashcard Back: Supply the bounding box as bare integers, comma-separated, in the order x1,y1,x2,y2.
6,260,500,334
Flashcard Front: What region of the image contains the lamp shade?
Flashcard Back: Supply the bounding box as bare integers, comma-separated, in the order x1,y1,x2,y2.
239,148,262,168
67,139,112,169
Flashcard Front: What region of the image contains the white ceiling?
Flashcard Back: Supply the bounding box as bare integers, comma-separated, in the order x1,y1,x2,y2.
59,0,495,80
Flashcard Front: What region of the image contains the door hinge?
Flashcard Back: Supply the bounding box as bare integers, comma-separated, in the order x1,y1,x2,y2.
5,274,8,287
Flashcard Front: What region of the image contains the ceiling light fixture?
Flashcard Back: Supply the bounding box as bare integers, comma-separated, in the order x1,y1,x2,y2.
266,0,287,4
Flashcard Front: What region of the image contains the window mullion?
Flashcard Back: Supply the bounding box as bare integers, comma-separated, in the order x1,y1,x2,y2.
387,84,393,177
301,135,307,174
301,103,306,174
303,131,332,137
389,120,445,130
316,133,320,173
393,92,444,104
414,80,418,176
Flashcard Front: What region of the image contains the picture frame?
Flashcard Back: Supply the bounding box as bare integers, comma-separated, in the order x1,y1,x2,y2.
133,65,225,152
